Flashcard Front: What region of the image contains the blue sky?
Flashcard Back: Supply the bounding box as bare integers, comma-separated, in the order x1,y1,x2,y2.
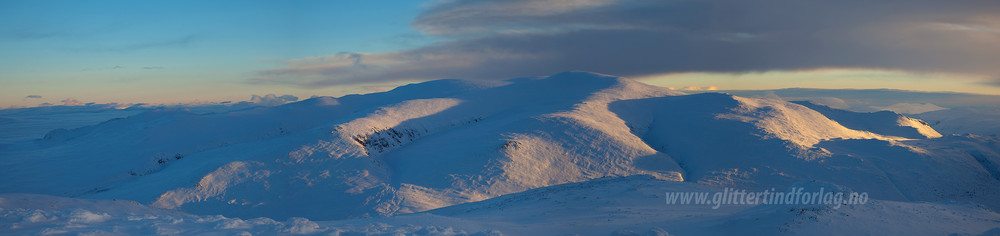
1,0,433,107
2,0,999,108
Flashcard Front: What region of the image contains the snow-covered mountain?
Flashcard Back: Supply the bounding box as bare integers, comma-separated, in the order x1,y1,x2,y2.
2,72,999,234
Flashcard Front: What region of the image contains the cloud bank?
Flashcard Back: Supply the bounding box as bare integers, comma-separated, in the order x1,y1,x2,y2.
241,94,299,106
252,0,1000,87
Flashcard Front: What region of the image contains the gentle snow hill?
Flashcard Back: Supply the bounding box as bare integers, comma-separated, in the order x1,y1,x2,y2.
792,101,941,139
914,107,1000,136
0,79,506,196
724,88,1000,112
609,93,1000,208
719,88,1000,135
0,106,146,144
2,71,1000,223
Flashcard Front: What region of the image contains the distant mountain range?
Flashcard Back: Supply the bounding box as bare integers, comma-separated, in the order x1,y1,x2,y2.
2,72,998,235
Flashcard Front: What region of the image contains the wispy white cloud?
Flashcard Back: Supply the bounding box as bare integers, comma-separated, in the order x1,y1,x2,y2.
61,98,83,106
239,94,299,106
805,97,851,110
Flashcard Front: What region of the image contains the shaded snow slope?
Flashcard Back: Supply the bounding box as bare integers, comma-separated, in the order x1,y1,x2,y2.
2,71,999,224
0,79,506,197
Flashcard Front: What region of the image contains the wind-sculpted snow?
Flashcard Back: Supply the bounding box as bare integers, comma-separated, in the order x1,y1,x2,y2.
152,161,272,209
0,193,504,235
4,178,999,235
2,71,1000,231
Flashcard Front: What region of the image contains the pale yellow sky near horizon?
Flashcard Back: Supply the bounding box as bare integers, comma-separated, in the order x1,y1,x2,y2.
638,69,1000,95
3,69,999,109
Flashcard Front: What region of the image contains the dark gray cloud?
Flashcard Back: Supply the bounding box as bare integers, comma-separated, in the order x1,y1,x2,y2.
253,0,1000,87
979,77,1000,87
25,95,42,99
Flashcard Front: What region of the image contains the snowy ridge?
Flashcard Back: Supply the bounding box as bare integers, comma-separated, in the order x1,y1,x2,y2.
77,72,695,220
